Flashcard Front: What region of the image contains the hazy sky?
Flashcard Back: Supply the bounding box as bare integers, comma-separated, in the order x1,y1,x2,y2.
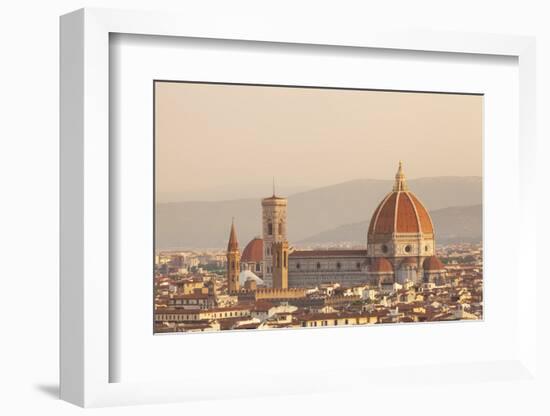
155,82,482,202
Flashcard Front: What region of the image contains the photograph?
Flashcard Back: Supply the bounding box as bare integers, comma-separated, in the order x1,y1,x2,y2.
2,0,543,413
153,81,483,333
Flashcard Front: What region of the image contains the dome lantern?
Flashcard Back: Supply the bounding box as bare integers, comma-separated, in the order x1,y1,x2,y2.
393,160,409,192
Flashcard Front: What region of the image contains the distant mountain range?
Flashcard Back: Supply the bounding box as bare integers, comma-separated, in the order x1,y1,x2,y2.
157,183,313,203
297,204,482,245
156,176,482,250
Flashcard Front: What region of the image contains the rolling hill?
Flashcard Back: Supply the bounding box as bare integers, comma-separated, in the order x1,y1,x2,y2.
296,204,482,246
156,176,482,249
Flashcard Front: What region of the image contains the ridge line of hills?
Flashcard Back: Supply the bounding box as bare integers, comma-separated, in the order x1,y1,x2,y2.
156,176,482,250
297,204,482,246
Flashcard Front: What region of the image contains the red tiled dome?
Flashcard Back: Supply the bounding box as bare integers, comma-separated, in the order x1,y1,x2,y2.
241,238,263,263
423,256,445,271
369,257,393,273
402,257,418,266
368,163,434,237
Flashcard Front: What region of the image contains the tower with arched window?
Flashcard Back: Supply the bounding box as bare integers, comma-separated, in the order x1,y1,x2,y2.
261,191,288,287
272,240,289,289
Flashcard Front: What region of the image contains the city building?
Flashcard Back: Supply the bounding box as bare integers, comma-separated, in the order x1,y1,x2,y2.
366,161,446,285
261,191,288,286
227,162,447,289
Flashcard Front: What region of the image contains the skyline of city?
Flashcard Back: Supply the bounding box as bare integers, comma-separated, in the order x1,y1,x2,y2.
155,174,482,251
155,162,483,333
154,82,482,334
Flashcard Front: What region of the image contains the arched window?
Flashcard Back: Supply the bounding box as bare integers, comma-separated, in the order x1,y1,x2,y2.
268,222,273,235
316,262,321,270
336,262,341,270
279,221,284,236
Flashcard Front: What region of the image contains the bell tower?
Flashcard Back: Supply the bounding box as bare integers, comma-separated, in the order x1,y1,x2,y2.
261,180,288,287
272,240,289,289
226,219,240,293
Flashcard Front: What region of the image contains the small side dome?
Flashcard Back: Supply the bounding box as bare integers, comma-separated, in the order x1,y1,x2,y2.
241,237,263,263
369,257,393,273
423,256,445,271
401,257,418,267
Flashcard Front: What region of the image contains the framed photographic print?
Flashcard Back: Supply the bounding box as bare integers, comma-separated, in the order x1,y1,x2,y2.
60,7,540,409
153,81,483,334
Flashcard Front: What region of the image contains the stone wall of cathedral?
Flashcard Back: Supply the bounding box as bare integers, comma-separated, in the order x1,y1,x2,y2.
287,255,369,288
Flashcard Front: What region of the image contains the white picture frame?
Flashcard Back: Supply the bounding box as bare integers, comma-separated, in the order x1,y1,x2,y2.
60,7,538,408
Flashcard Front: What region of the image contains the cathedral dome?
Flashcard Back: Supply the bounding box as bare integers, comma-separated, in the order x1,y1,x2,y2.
423,256,445,271
242,237,263,263
368,162,434,238
369,257,393,273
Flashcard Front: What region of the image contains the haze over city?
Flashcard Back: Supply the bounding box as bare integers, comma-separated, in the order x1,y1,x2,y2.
155,82,482,203
154,82,483,334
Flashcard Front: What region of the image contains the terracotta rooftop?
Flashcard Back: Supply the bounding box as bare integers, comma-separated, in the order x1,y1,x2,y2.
369,257,393,273
234,322,262,329
423,256,445,271
170,293,211,300
241,237,263,263
251,301,275,312
157,305,252,314
295,311,377,321
402,257,418,265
